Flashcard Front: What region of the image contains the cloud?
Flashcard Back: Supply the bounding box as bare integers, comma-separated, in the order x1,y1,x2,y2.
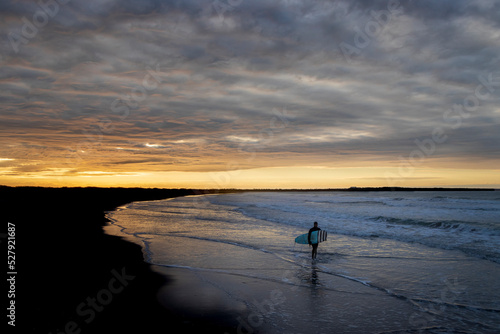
0,0,499,182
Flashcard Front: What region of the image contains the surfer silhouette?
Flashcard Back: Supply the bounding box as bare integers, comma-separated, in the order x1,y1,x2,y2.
308,222,321,259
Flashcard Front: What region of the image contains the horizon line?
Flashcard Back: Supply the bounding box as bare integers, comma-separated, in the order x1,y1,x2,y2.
1,185,498,191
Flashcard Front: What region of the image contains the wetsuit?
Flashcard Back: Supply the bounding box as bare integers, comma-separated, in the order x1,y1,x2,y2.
308,226,321,259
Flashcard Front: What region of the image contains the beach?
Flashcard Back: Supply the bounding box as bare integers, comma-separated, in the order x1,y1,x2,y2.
106,190,500,334
4,187,500,333
2,187,234,334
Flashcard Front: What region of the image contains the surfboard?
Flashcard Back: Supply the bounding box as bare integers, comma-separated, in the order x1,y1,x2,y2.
294,230,327,245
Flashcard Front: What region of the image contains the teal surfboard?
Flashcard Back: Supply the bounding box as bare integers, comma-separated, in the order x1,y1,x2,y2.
295,230,327,245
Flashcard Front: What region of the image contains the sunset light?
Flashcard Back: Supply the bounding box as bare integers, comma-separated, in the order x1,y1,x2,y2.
1,0,499,189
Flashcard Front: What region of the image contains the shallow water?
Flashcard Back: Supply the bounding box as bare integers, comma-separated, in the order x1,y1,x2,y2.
106,191,500,333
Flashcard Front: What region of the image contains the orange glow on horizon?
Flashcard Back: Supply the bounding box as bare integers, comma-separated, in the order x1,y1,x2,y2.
1,166,498,189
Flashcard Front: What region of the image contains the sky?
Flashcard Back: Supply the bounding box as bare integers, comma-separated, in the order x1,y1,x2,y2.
0,0,499,189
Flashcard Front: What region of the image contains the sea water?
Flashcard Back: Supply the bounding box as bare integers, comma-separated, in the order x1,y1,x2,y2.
105,191,500,333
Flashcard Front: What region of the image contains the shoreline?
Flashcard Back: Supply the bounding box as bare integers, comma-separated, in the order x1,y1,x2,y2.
3,186,499,333
2,187,236,333
104,192,500,334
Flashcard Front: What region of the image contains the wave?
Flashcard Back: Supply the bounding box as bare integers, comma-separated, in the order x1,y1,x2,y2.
305,200,388,206
326,216,500,263
113,191,500,265
369,216,499,235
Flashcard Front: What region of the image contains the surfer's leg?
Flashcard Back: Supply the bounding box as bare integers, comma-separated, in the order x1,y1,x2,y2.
312,244,318,259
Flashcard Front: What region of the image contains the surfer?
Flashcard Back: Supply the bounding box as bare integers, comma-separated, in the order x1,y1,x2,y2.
308,222,321,259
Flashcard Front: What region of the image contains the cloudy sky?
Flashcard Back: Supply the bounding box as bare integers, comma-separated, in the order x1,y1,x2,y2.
1,0,499,188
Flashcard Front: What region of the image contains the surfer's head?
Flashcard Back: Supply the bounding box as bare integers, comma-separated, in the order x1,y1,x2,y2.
314,222,318,227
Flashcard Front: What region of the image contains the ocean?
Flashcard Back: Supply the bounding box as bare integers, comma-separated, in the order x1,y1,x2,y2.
105,191,500,333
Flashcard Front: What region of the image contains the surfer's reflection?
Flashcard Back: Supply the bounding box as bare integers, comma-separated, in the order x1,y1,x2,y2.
311,265,320,286
298,265,321,287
